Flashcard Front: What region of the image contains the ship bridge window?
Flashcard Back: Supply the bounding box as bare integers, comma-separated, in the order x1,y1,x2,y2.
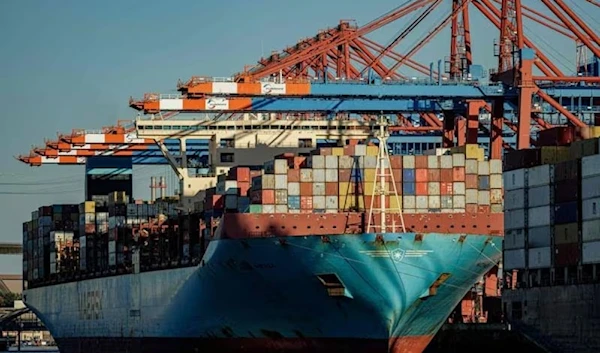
316,273,346,297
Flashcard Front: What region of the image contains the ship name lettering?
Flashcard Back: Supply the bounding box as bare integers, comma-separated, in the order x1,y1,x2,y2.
78,290,104,320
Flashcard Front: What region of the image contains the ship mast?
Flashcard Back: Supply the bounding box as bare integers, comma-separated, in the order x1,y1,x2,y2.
367,116,406,234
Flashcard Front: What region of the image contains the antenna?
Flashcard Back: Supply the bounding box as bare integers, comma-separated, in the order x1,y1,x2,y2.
367,116,406,233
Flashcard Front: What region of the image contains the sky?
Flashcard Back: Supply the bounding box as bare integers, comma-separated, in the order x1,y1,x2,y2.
0,0,597,274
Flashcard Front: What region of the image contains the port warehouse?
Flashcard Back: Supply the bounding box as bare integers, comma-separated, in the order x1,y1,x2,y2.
13,0,600,350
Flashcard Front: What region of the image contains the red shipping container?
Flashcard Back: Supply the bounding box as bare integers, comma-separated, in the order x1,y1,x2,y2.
391,169,402,183
477,205,491,213
287,169,300,182
338,169,352,182
537,126,574,147
416,182,428,195
251,190,274,204
320,147,332,155
416,169,429,182
84,224,96,234
291,157,306,169
326,182,338,195
427,169,440,182
440,169,453,182
440,182,453,195
415,156,428,169
300,183,313,196
300,196,313,210
453,167,466,181
465,174,478,189
237,182,251,197
390,156,402,169
206,195,224,210
466,204,478,213
344,145,356,155
227,167,250,182
554,243,580,267
365,196,391,209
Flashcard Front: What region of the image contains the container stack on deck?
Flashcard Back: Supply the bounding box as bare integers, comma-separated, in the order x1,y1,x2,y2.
23,193,186,288
199,144,503,218
503,132,600,288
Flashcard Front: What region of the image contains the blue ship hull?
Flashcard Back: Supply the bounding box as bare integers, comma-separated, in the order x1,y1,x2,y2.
23,232,502,353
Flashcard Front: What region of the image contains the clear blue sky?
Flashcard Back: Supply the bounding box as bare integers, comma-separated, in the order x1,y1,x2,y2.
0,0,592,274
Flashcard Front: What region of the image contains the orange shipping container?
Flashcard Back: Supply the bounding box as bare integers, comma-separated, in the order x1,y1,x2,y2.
326,182,338,195
228,167,251,182
343,145,356,155
415,156,428,169
465,175,478,189
300,183,313,196
390,156,402,169
440,182,453,195
416,169,429,182
257,190,275,204
416,182,428,195
338,169,352,182
391,169,402,183
320,147,332,156
440,169,453,183
428,169,440,182
291,157,306,169
287,169,300,182
300,196,313,210
466,204,478,213
453,167,466,181
238,182,251,196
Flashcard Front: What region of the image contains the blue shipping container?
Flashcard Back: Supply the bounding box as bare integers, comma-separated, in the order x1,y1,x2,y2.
478,176,490,190
403,169,415,182
403,182,416,195
554,201,578,224
288,196,301,210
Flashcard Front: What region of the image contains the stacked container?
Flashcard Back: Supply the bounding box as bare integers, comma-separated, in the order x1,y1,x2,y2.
78,201,95,272
581,153,600,264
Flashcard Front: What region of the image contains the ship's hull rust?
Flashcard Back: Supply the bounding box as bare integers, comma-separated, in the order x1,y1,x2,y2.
24,232,502,353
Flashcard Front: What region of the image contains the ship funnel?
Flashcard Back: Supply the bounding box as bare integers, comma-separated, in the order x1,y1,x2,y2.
150,176,156,202
160,176,166,199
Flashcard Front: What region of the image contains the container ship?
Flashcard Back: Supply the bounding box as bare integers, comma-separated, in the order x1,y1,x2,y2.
502,127,600,352
21,123,503,353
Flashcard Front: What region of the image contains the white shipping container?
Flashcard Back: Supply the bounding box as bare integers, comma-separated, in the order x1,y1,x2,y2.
528,164,553,187
427,156,439,169
528,247,552,269
313,169,325,182
504,189,526,210
478,191,490,205
504,169,526,191
582,153,600,178
325,169,339,182
275,205,288,213
528,226,551,247
325,196,338,209
364,156,377,168
505,209,526,230
528,206,552,228
582,197,600,221
262,205,275,213
416,196,428,209
466,189,478,204
300,169,313,182
274,159,288,174
582,175,600,199
490,159,502,174
275,175,288,190
582,219,600,242
313,183,326,196
478,161,490,175
504,229,525,250
311,155,326,169
440,155,453,169
287,182,300,196
453,195,466,208
260,175,275,189
354,145,367,156
403,155,415,168
325,155,338,169
582,241,600,264
452,153,465,167
313,196,326,209
504,249,526,270
338,155,354,169
428,196,441,209
490,174,502,189
403,196,416,209
528,185,551,207
453,182,465,195
428,182,440,195
466,159,478,174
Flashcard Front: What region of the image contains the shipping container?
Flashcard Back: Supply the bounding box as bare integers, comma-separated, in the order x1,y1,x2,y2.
504,169,526,191
554,243,580,267
504,229,525,250
582,241,600,264
528,226,552,248
528,247,552,269
553,223,579,244
504,249,526,270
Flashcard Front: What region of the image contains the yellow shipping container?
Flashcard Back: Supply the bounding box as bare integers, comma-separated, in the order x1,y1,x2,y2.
366,146,379,156
390,195,402,211
338,182,351,196
451,144,482,160
592,127,600,138
81,201,95,213
364,169,376,182
339,195,365,210
331,147,344,156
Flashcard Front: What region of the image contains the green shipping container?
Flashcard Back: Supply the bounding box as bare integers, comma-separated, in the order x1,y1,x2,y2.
249,205,263,213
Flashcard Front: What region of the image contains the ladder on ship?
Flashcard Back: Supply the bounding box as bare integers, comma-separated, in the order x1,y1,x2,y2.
367,116,406,234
